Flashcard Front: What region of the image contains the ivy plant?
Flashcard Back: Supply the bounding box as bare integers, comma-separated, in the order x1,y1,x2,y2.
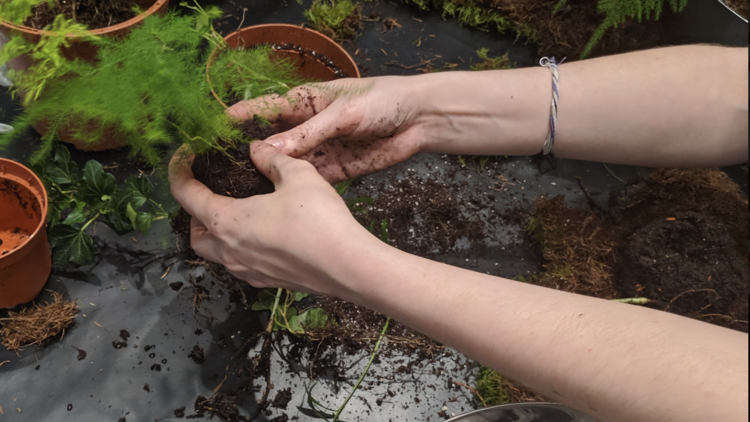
33,144,168,266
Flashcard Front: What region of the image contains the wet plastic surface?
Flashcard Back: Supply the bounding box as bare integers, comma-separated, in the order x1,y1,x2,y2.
0,1,747,421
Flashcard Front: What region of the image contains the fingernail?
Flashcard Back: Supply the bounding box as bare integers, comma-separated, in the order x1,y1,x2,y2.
266,137,284,149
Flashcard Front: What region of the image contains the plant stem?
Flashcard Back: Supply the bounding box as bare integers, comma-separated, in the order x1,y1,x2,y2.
613,297,650,305
266,288,284,333
81,212,101,231
333,318,390,421
603,163,626,183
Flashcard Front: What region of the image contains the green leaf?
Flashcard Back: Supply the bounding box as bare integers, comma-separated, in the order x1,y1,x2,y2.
285,307,303,333
380,218,389,243
62,209,87,225
335,179,352,196
299,307,328,330
79,160,116,208
49,224,94,266
46,164,74,185
134,212,153,234
126,202,138,227
251,289,277,311
292,291,309,302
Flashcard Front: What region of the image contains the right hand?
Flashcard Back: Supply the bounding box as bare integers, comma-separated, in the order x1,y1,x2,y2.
227,77,427,183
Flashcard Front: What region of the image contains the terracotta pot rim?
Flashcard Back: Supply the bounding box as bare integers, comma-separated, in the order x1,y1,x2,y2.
0,0,169,38
206,24,361,110
0,158,49,262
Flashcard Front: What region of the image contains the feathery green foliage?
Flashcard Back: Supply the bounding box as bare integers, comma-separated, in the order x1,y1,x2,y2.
0,0,50,24
1,11,239,167
401,0,536,42
470,48,515,71
304,0,362,41
209,46,309,104
582,0,688,58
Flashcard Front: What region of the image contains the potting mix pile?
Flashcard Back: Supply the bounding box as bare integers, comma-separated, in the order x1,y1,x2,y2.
24,0,142,29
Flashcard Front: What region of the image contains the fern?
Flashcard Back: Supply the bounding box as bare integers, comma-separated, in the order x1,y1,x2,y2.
1,12,239,166
209,45,309,104
582,0,688,58
0,0,50,24
470,48,515,71
0,15,92,104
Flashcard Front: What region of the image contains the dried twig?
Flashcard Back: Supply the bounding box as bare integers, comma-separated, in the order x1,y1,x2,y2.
0,292,78,351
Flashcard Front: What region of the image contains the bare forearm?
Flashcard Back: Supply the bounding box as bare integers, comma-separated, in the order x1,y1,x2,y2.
336,243,749,422
418,45,748,166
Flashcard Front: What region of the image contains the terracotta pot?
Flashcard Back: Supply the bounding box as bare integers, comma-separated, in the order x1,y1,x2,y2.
207,24,361,109
0,0,170,151
0,158,51,308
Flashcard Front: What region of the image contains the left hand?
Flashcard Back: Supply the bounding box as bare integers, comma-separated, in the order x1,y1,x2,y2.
168,141,380,296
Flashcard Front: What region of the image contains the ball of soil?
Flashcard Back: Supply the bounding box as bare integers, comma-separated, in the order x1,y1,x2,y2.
616,212,748,329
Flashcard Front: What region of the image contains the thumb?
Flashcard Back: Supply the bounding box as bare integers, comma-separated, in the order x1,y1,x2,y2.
266,103,353,158
250,140,310,186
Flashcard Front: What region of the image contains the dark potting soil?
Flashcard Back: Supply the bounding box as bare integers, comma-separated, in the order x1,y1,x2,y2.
24,0,144,30
270,388,292,409
723,0,749,18
531,168,748,332
191,117,275,199
616,212,748,331
188,344,205,364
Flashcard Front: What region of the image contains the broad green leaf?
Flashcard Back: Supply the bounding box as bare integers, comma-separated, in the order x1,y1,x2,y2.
62,209,87,225
285,307,302,333
299,308,328,330
251,289,277,311
52,143,70,163
46,164,73,185
292,291,308,302
49,224,94,266
134,212,153,234
115,175,153,216
79,160,116,208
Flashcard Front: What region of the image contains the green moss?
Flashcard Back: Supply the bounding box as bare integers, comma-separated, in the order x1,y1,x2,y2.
209,46,309,104
400,0,536,42
475,365,511,406
304,0,362,42
470,48,515,71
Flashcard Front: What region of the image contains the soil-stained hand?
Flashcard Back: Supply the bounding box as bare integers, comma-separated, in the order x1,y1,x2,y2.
227,77,426,183
169,142,378,294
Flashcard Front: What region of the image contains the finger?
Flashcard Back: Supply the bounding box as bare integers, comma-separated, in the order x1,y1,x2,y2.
250,141,318,187
190,217,224,264
302,129,423,183
169,145,235,223
226,84,335,125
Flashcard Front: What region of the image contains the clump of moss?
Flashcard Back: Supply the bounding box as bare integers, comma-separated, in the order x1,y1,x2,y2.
526,196,619,299
470,48,515,71
304,0,363,42
209,46,309,105
1,292,78,351
401,0,536,42
474,365,543,406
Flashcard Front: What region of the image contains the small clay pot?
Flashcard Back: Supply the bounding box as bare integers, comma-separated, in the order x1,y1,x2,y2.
207,24,361,109
0,158,51,308
0,0,170,151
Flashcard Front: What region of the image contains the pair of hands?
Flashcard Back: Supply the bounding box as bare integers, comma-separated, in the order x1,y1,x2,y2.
169,77,430,294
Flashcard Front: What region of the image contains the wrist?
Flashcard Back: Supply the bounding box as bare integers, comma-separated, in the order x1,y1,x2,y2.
415,68,551,156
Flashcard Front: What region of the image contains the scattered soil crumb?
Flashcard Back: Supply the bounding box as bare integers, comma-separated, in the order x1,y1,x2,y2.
189,344,205,364
270,414,289,422
0,292,78,351
143,383,150,392
271,388,292,409
112,341,128,349
174,406,186,418
74,347,87,361
170,282,184,291
119,329,130,341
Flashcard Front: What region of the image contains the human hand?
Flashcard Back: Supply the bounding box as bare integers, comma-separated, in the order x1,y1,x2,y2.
227,77,428,183
168,141,381,296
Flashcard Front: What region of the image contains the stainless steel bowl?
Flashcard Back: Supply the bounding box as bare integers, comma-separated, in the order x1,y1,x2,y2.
445,403,600,422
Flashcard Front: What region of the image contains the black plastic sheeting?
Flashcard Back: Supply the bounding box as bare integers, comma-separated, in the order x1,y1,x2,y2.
0,1,747,421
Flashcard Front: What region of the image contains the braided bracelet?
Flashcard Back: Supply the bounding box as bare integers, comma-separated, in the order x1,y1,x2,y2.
539,56,560,156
